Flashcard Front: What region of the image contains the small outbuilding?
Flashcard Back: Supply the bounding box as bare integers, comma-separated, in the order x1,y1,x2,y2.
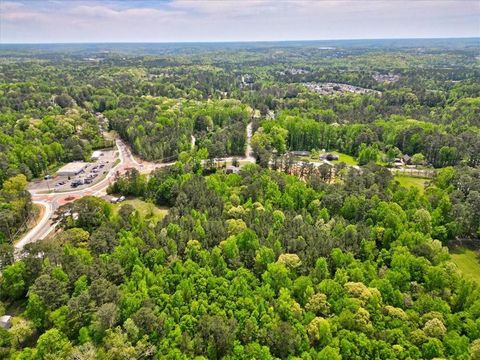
225,165,241,174
402,154,412,165
57,162,87,176
0,315,12,329
320,153,339,161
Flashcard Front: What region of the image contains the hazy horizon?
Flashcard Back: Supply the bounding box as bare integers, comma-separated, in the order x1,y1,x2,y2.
1,36,479,46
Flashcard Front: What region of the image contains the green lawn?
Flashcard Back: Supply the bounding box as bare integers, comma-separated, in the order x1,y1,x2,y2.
300,151,358,166
113,198,168,220
394,175,428,193
451,249,480,285
330,152,358,166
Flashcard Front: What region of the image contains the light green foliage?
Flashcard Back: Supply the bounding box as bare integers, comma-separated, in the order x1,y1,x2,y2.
423,318,447,339
358,144,380,165
306,317,332,346
395,175,428,193
1,41,479,360
0,175,32,244
278,253,302,269
450,249,480,285
36,329,72,360
0,164,477,359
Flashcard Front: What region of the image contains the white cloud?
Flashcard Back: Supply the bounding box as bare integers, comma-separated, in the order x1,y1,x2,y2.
0,0,478,43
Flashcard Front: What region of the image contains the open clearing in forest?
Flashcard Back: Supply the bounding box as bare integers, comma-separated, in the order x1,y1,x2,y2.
113,198,168,220
300,151,358,166
451,248,480,285
330,151,358,166
394,175,429,193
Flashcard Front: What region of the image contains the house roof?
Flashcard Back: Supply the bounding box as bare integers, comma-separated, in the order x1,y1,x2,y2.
0,315,12,328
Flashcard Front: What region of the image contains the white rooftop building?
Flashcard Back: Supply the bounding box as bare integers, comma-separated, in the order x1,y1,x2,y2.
57,162,87,176
91,150,103,161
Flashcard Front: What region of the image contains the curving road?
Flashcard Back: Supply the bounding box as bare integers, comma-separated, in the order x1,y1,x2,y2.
15,138,164,256
15,200,54,251
16,123,256,255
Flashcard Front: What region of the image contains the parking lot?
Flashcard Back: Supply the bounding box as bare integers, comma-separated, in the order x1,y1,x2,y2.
29,149,118,192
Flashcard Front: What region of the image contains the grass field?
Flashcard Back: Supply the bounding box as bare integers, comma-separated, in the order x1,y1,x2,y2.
450,249,480,285
329,151,358,166
113,198,168,220
300,151,358,166
394,175,429,193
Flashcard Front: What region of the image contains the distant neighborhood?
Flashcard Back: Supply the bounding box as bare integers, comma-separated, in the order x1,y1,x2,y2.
303,82,382,96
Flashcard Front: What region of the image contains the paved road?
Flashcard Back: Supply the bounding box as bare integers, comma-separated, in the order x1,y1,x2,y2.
15,200,54,251
245,122,255,163
15,138,138,255
16,123,256,255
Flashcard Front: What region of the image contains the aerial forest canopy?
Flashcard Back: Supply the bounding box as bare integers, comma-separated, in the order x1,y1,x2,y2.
2,164,480,359
0,39,479,359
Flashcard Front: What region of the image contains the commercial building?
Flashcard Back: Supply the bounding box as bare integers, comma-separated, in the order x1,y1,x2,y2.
57,162,87,177
91,150,103,161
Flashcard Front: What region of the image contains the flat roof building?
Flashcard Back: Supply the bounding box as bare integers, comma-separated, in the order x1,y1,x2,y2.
91,150,103,161
57,162,87,176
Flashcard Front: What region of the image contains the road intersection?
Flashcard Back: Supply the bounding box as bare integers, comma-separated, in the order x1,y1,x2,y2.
15,124,256,255
15,138,169,254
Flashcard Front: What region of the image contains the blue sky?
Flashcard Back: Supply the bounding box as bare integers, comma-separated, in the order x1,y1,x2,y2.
1,0,479,43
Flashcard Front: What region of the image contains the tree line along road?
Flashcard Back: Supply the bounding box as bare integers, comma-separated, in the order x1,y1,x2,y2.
15,124,256,256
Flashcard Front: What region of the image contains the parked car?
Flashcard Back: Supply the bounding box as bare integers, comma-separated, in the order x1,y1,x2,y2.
71,179,84,187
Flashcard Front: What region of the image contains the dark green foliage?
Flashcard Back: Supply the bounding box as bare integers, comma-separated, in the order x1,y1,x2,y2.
0,175,31,245
1,40,479,359
1,163,479,358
